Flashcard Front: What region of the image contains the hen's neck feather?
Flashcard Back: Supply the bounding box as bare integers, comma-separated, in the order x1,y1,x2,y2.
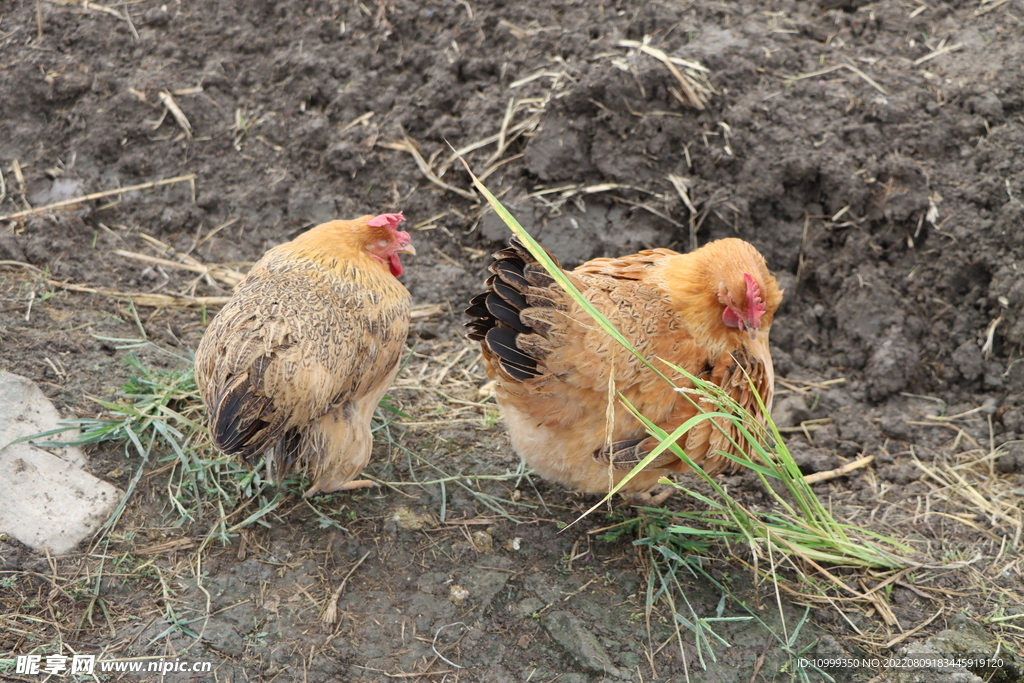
268,217,393,276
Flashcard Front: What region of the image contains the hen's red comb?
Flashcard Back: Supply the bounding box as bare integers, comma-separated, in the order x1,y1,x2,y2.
367,212,405,229
744,273,766,321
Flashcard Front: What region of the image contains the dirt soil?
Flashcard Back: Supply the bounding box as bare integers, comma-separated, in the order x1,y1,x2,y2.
3,0,1024,681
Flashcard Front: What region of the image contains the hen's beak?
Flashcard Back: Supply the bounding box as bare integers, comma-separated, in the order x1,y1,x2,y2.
398,242,417,256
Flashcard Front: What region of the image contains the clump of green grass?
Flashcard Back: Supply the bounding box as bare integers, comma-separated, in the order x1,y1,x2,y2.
633,366,912,570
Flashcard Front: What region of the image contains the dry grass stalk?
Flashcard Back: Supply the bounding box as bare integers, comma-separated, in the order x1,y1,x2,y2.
509,69,567,89
906,420,983,449
49,280,232,308
975,0,1010,15
380,137,478,201
430,96,547,184
45,0,139,38
487,98,518,167
913,41,963,66
135,231,246,294
782,65,845,84
478,153,524,182
796,212,811,283
921,404,987,422
840,61,888,96
114,249,245,289
803,455,875,484
861,581,901,628
982,316,1003,360
340,111,374,134
0,174,197,222
8,158,30,211
882,609,943,648
912,452,1023,546
777,378,847,394
776,417,833,434
194,217,239,249
667,174,699,250
440,113,535,167
526,181,669,222
122,7,139,40
320,550,371,624
783,63,888,96
410,303,445,320
158,91,193,138
618,37,712,110
134,538,196,555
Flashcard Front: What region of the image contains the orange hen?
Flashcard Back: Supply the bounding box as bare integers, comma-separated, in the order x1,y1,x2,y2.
195,213,415,497
466,236,782,503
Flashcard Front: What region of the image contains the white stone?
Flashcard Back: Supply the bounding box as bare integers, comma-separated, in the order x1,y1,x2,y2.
0,372,123,554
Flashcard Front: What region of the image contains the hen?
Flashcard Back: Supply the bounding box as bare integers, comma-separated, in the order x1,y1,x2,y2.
466,236,782,503
195,213,415,497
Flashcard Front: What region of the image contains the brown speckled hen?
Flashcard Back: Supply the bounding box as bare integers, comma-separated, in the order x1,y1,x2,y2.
466,236,782,504
195,213,414,497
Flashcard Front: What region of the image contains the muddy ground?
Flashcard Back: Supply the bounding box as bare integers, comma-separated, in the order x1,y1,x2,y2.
2,0,1024,681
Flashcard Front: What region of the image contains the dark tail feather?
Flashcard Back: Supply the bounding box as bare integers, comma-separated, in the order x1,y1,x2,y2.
464,237,569,382
485,326,539,380
209,375,280,460
465,237,564,381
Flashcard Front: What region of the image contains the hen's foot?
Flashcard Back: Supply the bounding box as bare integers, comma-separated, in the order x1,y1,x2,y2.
622,487,674,506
